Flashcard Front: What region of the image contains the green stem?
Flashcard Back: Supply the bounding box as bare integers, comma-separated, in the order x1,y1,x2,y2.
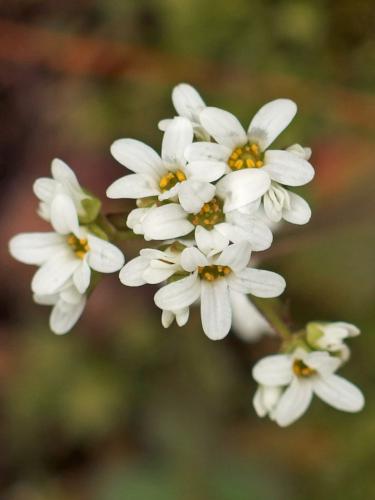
251,297,293,341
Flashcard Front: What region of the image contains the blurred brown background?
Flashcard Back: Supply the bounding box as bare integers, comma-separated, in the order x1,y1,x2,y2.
0,1,374,499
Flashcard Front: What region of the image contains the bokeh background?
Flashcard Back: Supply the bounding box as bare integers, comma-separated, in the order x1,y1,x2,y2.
1,1,374,498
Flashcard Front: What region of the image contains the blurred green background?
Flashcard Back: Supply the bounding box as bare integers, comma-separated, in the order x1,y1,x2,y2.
0,1,374,498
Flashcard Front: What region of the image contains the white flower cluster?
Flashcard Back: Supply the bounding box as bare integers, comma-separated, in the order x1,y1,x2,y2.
9,159,125,334
108,83,316,339
253,322,364,426
9,83,364,426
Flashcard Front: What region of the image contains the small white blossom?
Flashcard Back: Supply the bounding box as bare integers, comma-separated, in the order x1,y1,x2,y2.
107,117,224,214
158,83,210,140
9,207,124,296
185,100,314,212
33,158,99,236
253,348,364,426
150,241,284,340
307,321,360,362
262,144,312,224
33,281,86,335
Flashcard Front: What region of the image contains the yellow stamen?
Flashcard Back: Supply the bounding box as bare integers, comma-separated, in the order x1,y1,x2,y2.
227,143,264,171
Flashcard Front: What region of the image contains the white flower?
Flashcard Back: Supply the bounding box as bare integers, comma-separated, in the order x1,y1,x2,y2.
119,246,182,286
33,158,99,236
187,100,314,212
107,117,224,213
306,321,360,362
33,281,86,335
9,214,125,296
152,241,285,340
158,83,210,140
253,348,364,426
262,144,312,224
137,194,273,253
230,291,274,342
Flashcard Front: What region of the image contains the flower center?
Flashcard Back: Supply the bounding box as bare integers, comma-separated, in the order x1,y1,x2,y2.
292,359,316,378
159,170,186,192
188,197,225,230
198,265,231,281
228,143,264,171
67,235,90,259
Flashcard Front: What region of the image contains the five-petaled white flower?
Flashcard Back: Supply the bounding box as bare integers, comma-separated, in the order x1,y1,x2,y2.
107,116,225,214
33,281,86,335
158,83,210,141
185,99,314,212
9,212,125,296
127,240,285,340
252,348,364,426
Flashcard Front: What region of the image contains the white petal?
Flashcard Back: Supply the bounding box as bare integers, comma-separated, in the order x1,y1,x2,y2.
185,142,230,162
33,293,59,306
195,226,229,256
230,290,273,342
263,191,283,222
161,309,174,328
73,258,91,293
87,235,125,273
143,261,178,284
252,354,293,386
50,194,80,236
142,204,193,240
303,351,341,377
199,107,247,149
119,256,148,286
313,374,364,412
180,247,208,272
9,232,66,265
216,217,273,251
111,138,164,176
274,378,313,427
154,272,201,311
161,117,193,166
158,119,173,132
248,99,297,151
263,150,314,186
106,174,159,199
178,180,215,213
176,307,190,326
200,279,231,340
185,160,226,183
229,268,286,297
51,158,80,189
172,83,206,121
31,252,80,295
50,295,86,335
253,386,283,417
60,285,83,304
286,143,312,160
215,241,251,272
126,207,150,234
282,191,311,225
33,178,56,202
216,169,271,212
